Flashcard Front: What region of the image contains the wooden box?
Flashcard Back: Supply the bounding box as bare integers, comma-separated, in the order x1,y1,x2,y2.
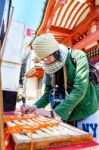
5,116,93,150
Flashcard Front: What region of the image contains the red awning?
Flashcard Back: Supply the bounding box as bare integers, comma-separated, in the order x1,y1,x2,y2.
25,67,44,78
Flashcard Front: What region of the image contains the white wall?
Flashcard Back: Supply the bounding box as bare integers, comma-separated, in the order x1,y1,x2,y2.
1,20,25,92
1,61,21,91
25,51,37,72
25,77,38,100
2,20,25,63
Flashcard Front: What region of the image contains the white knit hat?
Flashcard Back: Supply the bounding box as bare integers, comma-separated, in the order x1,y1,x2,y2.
32,33,59,59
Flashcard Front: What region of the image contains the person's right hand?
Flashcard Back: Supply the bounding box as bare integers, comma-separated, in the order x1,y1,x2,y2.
20,104,37,114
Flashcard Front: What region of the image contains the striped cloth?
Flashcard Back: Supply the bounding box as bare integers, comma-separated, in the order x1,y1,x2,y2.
42,44,68,74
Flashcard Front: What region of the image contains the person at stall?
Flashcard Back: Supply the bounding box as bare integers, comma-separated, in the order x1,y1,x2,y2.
21,33,99,141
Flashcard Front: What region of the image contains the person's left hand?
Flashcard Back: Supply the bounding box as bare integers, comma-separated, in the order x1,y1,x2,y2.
33,108,51,118
51,111,62,121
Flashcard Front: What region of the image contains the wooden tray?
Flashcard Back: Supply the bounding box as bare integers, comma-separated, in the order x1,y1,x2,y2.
5,116,93,150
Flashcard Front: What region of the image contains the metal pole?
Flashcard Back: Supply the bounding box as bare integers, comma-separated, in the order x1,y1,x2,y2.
0,58,4,150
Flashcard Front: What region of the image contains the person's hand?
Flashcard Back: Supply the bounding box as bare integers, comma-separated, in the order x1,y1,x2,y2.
34,108,51,118
20,104,37,114
51,111,61,122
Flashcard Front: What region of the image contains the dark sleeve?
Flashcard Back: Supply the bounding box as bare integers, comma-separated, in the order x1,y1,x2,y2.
43,73,52,85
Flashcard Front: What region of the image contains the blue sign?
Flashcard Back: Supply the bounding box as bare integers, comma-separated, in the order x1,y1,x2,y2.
82,123,98,137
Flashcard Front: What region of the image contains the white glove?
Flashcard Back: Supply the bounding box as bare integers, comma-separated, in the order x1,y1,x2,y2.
20,104,37,114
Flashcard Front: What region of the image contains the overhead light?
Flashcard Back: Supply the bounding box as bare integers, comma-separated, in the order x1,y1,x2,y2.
76,0,86,3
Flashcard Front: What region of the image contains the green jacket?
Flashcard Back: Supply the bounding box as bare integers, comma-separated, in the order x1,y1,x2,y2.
35,50,99,121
